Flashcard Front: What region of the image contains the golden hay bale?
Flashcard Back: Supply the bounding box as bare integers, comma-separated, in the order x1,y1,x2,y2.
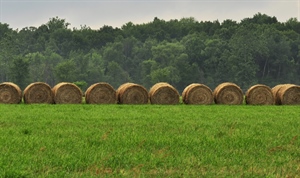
116,83,148,104
52,82,83,104
23,82,54,104
213,82,243,105
0,82,22,104
85,82,117,104
182,83,213,105
272,84,300,105
149,82,180,105
245,84,274,105
271,84,288,105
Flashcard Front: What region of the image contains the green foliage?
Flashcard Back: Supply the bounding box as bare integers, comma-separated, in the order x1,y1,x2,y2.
106,61,131,88
54,60,76,82
0,13,300,91
73,80,87,91
25,52,46,82
46,16,70,31
150,66,180,84
9,55,29,89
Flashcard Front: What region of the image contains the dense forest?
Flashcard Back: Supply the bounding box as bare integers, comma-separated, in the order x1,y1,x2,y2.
1,13,300,92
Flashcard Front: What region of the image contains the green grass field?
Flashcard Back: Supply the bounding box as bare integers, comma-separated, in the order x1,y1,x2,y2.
0,104,299,177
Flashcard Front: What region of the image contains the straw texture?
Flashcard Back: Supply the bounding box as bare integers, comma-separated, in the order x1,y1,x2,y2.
0,82,22,104
85,82,117,104
149,82,180,105
52,82,83,104
182,83,214,104
116,83,148,104
23,82,54,104
245,84,274,105
213,82,243,105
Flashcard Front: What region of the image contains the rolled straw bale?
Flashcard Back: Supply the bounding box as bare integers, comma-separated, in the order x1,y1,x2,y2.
85,82,117,104
0,82,22,104
245,84,274,105
52,82,83,104
182,83,213,105
271,84,288,105
23,82,54,104
213,82,243,105
116,83,148,104
272,84,300,105
149,82,180,105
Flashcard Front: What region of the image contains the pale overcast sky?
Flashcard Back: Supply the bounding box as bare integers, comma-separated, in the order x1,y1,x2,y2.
0,0,299,30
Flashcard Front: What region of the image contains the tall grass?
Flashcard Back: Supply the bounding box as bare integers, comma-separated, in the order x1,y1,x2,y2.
0,104,299,177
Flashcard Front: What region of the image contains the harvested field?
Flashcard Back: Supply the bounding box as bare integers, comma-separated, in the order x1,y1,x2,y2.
1,104,299,177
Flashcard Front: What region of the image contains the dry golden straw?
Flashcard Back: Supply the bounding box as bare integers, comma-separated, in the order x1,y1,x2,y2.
182,83,213,105
52,82,83,104
23,82,54,104
85,82,117,104
0,82,22,104
213,82,243,105
149,82,180,105
271,84,285,104
245,84,274,105
272,84,288,105
116,83,148,104
272,84,300,105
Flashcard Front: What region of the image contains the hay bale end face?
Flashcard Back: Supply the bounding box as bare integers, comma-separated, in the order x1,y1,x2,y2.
273,84,300,105
116,83,148,104
23,82,54,104
149,82,180,105
52,82,83,104
0,82,22,104
213,82,243,105
182,83,213,105
245,84,274,105
271,84,286,105
85,82,117,104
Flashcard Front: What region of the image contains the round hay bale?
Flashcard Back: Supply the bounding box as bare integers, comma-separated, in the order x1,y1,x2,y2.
52,82,83,104
273,84,300,105
149,82,180,105
213,82,243,105
116,83,148,104
85,82,117,104
271,84,288,105
182,83,213,105
245,84,274,105
0,82,22,104
23,82,54,104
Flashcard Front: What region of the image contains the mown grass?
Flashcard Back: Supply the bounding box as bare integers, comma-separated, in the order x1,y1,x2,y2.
0,104,299,177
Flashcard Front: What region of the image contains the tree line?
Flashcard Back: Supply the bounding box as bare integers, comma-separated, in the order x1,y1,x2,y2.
0,13,300,92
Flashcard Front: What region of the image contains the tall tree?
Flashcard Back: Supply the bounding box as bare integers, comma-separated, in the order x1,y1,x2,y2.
10,56,29,89
0,24,15,82
26,52,46,82
55,59,77,82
